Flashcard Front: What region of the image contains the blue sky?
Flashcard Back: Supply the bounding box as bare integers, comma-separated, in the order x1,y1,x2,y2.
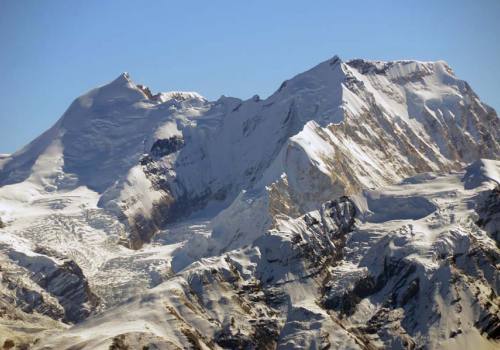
0,0,499,153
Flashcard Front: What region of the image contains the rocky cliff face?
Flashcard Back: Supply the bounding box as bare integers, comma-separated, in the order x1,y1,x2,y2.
0,57,499,349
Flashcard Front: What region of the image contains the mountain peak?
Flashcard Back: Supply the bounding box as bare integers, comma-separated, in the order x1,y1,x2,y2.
109,71,134,87
329,54,342,65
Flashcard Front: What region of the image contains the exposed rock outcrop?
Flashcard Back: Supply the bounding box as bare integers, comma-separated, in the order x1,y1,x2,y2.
150,136,184,158
7,252,99,324
476,185,500,243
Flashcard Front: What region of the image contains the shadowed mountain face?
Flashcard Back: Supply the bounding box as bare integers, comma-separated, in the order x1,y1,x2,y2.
0,57,499,349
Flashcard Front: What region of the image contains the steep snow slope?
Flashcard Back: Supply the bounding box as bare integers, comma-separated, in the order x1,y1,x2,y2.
0,56,499,349
1,57,498,250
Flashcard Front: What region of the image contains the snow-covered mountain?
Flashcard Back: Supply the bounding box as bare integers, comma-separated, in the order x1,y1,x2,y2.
0,56,499,349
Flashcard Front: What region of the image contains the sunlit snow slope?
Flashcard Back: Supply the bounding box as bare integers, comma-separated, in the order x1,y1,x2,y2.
0,56,499,349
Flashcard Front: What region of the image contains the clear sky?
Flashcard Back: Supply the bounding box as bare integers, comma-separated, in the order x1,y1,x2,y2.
1,0,499,153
